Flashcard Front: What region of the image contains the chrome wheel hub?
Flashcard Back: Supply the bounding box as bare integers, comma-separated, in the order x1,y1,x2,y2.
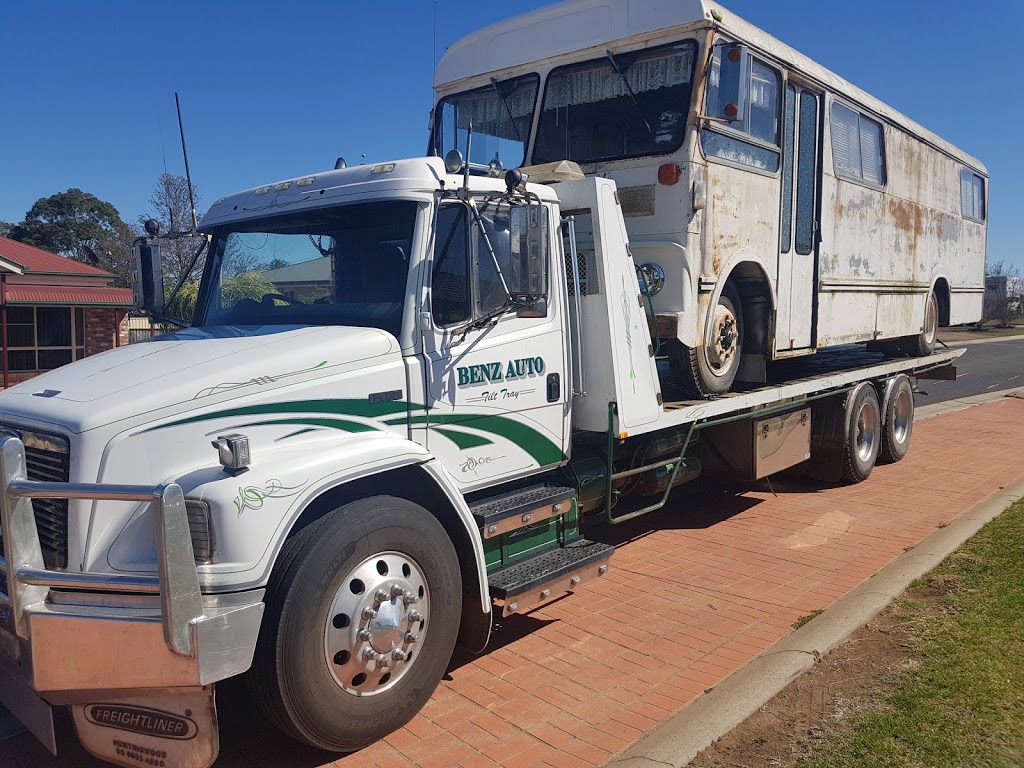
706,304,739,372
856,401,878,462
323,551,429,696
891,390,912,444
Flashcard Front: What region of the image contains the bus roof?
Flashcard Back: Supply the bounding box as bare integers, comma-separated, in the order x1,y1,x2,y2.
434,0,985,175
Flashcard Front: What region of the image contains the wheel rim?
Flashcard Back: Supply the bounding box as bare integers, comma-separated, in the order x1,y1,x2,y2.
891,390,912,445
855,400,879,462
705,301,739,374
323,551,429,697
923,293,938,345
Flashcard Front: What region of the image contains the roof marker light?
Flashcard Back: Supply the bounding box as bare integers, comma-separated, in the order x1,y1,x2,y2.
370,163,396,175
297,177,315,187
275,181,292,191
254,186,271,196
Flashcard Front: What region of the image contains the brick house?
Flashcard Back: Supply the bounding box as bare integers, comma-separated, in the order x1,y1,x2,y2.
0,237,133,387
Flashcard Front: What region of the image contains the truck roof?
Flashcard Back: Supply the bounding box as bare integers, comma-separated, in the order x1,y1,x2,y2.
199,157,559,229
434,0,985,175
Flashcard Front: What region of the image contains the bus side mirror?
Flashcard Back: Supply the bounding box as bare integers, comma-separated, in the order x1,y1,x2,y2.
716,44,748,123
133,241,165,313
510,204,549,317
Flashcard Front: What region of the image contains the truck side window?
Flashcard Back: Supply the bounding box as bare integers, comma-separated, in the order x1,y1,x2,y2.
432,205,471,326
475,202,514,316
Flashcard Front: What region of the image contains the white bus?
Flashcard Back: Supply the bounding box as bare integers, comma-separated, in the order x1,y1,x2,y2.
430,0,988,396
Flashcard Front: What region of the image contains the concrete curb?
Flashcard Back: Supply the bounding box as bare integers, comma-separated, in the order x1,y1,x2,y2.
609,474,1024,768
915,387,1024,422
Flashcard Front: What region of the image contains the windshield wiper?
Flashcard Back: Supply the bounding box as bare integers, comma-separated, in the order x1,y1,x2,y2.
605,50,656,143
490,77,523,144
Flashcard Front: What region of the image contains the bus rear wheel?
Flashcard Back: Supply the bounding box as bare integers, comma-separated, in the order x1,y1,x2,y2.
899,290,939,357
670,287,744,398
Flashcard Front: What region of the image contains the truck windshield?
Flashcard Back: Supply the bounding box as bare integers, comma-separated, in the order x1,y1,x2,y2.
196,200,418,337
431,74,539,172
533,40,697,165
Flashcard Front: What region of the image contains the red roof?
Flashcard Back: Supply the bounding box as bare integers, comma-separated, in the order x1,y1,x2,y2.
0,237,116,277
5,285,134,307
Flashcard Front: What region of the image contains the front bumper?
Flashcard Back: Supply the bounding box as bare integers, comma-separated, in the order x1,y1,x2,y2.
0,436,264,753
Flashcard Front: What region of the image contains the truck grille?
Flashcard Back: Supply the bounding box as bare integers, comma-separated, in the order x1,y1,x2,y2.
0,427,70,572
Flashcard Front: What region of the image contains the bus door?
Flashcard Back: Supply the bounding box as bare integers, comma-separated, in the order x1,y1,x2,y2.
776,82,822,352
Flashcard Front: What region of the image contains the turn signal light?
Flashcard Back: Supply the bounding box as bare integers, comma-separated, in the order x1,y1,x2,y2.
658,164,680,185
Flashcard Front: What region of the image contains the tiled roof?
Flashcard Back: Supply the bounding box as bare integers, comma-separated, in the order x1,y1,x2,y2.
0,237,116,277
5,285,134,307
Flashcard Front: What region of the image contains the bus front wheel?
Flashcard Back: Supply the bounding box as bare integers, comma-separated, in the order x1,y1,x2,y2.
670,286,744,399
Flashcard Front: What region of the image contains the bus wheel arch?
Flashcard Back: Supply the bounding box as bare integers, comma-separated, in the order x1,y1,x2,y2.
932,276,951,326
669,257,776,398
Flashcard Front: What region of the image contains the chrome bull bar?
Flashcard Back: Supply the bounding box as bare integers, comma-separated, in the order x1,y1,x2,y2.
0,435,203,657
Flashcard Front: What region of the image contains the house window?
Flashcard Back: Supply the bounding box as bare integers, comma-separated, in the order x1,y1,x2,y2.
830,102,885,186
6,306,86,371
960,169,985,221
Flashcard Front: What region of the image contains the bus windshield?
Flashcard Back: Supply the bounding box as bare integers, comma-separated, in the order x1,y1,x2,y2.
432,74,539,172
196,200,418,337
534,41,697,165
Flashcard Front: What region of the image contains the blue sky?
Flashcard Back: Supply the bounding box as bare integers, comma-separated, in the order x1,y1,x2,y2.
1,0,1020,271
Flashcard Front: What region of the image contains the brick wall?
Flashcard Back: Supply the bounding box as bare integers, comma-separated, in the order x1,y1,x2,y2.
84,308,129,357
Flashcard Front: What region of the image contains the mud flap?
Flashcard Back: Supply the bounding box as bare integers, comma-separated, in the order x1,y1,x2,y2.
71,687,218,768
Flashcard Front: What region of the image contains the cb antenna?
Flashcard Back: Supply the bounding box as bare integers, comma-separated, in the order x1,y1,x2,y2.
175,91,199,230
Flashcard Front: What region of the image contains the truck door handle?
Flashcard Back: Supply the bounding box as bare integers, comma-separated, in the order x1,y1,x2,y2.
547,373,560,402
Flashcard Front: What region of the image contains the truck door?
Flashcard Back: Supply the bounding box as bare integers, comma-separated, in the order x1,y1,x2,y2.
776,82,822,351
415,199,569,490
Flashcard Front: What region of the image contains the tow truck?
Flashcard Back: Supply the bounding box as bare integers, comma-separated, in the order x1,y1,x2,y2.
0,154,963,767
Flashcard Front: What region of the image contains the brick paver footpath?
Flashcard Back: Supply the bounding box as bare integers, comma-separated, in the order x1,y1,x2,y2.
5,398,1024,768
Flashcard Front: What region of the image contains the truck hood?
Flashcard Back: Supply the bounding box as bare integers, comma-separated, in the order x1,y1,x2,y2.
0,325,400,433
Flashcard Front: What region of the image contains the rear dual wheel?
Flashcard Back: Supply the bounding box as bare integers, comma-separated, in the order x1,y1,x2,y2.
248,496,462,752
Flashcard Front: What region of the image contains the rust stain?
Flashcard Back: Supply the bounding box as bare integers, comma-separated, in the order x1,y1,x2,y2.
887,197,924,256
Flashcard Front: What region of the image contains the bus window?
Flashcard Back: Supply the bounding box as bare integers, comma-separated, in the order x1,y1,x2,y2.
432,74,539,172
702,48,782,172
534,41,697,165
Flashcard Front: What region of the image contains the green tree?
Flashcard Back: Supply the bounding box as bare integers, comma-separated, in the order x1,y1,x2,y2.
7,189,137,285
0,220,12,238
9,189,126,258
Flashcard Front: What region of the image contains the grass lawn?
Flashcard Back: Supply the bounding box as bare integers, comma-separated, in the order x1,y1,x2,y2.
797,500,1024,768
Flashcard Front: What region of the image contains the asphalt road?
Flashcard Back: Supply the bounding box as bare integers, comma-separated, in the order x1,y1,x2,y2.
916,337,1024,405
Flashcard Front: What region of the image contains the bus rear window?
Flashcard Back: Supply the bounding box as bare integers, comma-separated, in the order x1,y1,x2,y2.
534,41,697,165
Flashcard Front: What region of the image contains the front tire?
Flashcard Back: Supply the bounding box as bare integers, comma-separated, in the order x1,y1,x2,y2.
669,286,744,398
248,496,462,752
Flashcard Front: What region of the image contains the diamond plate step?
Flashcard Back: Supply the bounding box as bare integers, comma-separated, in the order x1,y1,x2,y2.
488,538,614,616
470,485,576,539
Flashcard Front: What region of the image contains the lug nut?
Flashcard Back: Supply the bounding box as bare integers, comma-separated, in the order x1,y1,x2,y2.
375,589,389,603
404,631,418,644
403,591,418,605
392,649,407,661
357,629,371,641
408,610,423,623
362,648,377,660
391,584,405,597
362,606,377,620
377,653,390,667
